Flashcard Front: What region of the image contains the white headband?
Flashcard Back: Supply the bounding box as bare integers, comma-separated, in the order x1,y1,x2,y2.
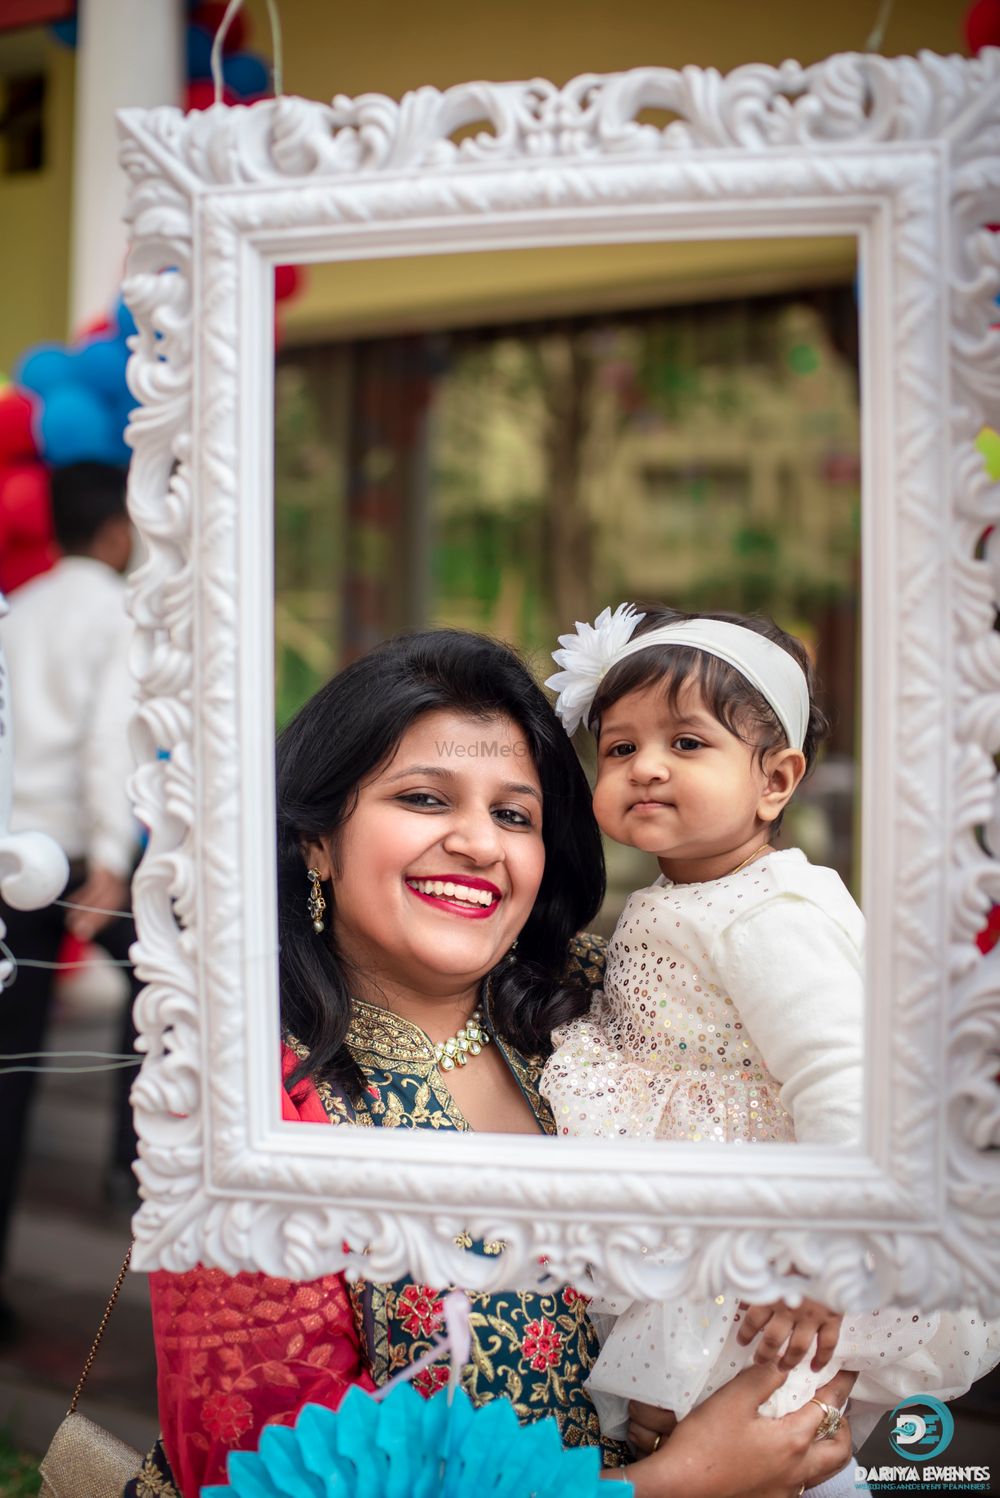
545,603,809,749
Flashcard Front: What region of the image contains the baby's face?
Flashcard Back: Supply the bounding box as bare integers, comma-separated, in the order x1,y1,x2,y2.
592,678,772,880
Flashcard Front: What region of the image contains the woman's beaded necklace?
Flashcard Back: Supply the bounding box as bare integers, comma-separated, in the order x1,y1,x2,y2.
434,1009,490,1073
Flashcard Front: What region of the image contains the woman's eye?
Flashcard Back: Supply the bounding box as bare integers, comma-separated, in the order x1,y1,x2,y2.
674,736,703,752
494,806,533,828
397,792,445,809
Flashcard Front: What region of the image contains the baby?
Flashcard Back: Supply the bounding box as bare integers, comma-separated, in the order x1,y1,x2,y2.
541,602,996,1462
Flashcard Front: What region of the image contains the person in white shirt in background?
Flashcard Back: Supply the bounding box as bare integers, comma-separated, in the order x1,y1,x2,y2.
0,462,140,1342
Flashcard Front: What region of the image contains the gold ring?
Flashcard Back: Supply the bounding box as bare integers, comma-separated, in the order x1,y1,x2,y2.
651,1432,662,1453
808,1397,843,1441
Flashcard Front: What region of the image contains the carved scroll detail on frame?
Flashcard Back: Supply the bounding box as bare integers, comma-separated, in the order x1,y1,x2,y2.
119,50,1000,1311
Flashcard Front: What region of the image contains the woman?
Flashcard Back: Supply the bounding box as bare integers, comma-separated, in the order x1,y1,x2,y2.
130,630,854,1498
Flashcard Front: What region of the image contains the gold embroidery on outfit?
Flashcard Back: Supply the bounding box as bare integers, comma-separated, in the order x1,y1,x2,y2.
133,1450,182,1498
303,936,625,1466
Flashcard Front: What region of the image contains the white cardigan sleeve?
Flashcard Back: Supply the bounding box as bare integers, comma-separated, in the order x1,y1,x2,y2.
711,895,864,1146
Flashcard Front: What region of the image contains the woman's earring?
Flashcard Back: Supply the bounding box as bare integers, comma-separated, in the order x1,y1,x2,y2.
306,868,327,933
506,938,519,964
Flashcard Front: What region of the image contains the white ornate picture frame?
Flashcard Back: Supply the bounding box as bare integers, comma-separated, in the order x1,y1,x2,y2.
119,50,1000,1313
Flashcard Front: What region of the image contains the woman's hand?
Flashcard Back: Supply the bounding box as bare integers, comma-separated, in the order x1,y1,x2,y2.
736,1297,843,1373
627,1400,677,1456
618,1363,853,1498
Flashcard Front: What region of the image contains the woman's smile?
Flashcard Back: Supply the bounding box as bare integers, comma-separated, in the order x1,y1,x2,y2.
404,874,502,917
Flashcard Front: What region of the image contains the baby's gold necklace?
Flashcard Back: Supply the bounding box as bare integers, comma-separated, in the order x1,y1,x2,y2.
726,843,773,876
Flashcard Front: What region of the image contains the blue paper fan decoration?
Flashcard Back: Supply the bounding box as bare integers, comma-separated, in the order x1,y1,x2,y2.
201,1383,633,1498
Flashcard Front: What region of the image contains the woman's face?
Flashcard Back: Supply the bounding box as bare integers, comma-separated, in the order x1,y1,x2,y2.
306,710,546,1002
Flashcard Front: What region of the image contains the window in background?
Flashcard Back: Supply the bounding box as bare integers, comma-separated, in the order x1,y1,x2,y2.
0,72,45,174
275,285,860,911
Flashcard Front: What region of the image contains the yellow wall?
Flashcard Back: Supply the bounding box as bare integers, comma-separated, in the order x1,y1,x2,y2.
0,31,74,377
281,238,858,343
0,0,972,371
252,0,968,97
256,0,969,344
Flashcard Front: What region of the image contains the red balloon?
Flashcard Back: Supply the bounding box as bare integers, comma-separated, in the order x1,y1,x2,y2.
0,461,57,593
965,0,1000,52
274,264,304,303
0,539,59,595
190,2,248,53
77,314,114,340
184,79,239,112
0,388,38,465
977,902,1000,954
0,462,53,545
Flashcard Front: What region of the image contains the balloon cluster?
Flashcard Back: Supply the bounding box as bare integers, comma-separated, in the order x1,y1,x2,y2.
17,297,136,469
7,3,305,595
0,381,57,593
0,298,136,592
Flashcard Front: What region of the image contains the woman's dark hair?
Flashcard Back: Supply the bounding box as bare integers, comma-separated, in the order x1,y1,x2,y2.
277,629,605,1097
589,605,830,833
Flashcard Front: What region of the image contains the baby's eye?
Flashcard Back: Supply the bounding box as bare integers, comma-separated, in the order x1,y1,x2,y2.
673,736,703,752
606,742,636,758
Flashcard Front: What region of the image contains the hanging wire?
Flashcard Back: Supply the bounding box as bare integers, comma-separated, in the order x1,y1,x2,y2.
54,898,135,920
3,1050,141,1061
16,957,135,970
211,0,284,104
864,0,895,52
0,1059,142,1075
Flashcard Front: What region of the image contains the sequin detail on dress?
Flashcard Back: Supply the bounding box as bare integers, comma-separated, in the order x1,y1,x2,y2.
543,859,795,1145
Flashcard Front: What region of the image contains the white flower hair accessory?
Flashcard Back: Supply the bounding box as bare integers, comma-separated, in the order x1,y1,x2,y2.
545,603,645,735
545,603,810,748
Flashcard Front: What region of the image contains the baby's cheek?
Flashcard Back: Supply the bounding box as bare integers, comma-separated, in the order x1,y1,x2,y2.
591,770,621,836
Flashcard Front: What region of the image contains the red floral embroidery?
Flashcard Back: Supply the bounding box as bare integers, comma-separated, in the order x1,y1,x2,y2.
562,1286,588,1308
200,1391,254,1443
412,1363,451,1398
521,1318,563,1372
397,1284,444,1338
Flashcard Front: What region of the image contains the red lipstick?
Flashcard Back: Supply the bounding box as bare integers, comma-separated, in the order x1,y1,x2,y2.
404,875,502,920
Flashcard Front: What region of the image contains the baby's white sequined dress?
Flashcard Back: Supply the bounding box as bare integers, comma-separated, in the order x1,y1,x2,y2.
542,850,997,1438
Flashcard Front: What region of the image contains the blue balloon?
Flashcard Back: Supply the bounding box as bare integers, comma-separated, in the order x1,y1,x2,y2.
223,52,270,99
109,395,137,451
102,427,132,466
16,344,74,397
115,297,138,340
49,17,78,46
186,23,214,80
76,336,130,400
38,386,121,467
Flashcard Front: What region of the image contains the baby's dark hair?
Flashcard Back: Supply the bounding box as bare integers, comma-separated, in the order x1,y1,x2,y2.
589,605,830,833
